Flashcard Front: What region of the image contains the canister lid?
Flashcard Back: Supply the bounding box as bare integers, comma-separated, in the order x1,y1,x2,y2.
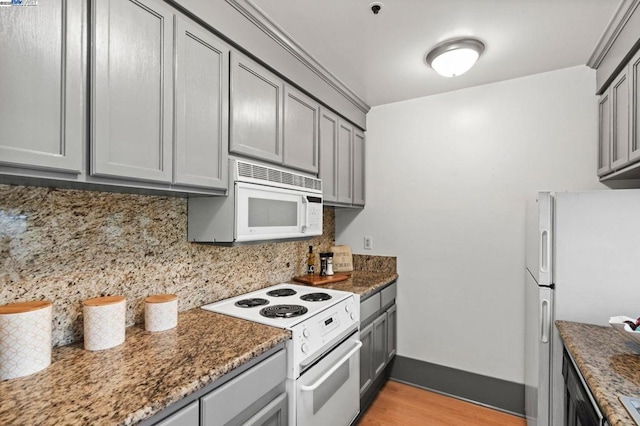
83,295,126,307
145,294,177,304
0,300,52,315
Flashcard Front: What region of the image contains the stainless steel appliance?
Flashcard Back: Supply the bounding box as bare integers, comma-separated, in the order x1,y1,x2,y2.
525,190,640,426
202,283,361,426
188,159,323,244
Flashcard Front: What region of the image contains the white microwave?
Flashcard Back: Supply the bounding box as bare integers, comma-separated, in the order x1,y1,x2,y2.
188,160,323,244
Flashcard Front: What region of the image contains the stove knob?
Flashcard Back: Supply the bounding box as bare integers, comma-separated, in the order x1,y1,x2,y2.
350,312,356,321
345,304,352,313
301,343,309,353
302,328,310,338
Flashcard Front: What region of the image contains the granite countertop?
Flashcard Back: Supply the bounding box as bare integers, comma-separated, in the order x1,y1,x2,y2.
291,271,398,299
0,309,290,425
556,320,640,425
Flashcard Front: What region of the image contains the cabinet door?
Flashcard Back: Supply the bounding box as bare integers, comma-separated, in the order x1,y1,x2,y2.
243,392,288,426
359,322,374,396
174,17,228,189
283,85,319,173
610,70,630,171
230,52,283,164
386,304,397,360
319,108,339,203
630,49,640,163
156,400,199,426
337,120,353,204
92,0,174,183
597,93,611,177
373,312,388,378
0,0,83,174
352,128,365,206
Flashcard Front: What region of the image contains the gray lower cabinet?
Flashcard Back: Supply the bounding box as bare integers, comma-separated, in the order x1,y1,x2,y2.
156,401,199,426
359,282,397,410
145,348,287,426
92,0,174,183
319,112,365,208
359,321,374,395
0,0,84,174
174,16,229,190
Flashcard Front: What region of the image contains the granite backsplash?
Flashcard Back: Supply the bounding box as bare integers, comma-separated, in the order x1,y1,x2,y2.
0,184,339,346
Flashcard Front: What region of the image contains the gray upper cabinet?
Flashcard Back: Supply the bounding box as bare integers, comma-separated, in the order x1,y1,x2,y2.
598,92,611,177
0,0,83,174
283,85,319,173
174,16,229,190
230,52,283,164
321,115,366,207
92,0,174,183
337,120,353,205
630,49,640,164
610,69,630,171
352,128,366,206
319,108,339,203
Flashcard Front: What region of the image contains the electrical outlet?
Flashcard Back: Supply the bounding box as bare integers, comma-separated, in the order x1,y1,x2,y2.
364,236,373,250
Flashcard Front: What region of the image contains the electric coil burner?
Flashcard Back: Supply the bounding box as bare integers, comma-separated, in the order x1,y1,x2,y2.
201,283,361,426
300,292,332,302
266,288,297,297
234,298,269,308
260,305,308,318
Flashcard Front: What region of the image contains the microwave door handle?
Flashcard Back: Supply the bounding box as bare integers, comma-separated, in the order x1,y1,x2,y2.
301,196,309,233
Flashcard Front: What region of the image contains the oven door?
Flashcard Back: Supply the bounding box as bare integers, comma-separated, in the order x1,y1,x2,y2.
296,332,362,426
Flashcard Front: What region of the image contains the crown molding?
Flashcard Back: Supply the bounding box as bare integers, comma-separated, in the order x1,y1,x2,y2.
225,0,370,114
587,0,640,68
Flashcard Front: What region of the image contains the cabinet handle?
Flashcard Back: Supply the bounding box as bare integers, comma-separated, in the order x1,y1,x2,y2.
300,341,362,392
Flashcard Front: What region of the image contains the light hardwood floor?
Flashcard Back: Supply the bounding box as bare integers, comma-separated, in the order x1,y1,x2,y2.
358,380,526,426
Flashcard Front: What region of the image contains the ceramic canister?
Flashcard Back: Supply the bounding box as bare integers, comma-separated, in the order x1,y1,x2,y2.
144,294,178,332
0,300,52,381
83,296,126,351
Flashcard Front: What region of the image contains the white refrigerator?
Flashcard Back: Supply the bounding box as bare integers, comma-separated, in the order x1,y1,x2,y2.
525,190,640,426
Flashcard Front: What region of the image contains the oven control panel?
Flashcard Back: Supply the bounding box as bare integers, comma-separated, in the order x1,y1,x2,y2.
290,295,359,371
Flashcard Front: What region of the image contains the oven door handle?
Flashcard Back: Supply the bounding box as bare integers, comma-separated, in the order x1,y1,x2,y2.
300,340,363,392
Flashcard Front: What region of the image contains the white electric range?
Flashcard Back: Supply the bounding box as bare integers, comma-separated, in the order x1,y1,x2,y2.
202,283,361,426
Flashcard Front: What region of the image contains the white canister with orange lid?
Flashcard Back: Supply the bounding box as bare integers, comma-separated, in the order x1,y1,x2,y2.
83,296,126,351
144,294,178,332
0,300,52,380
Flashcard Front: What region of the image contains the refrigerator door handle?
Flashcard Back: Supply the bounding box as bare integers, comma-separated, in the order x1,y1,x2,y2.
540,299,550,343
540,229,550,274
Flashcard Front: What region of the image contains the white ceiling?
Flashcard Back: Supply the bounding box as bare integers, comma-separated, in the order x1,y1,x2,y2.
250,0,621,107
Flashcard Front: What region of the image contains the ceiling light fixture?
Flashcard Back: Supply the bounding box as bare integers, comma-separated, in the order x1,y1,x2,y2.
426,37,485,78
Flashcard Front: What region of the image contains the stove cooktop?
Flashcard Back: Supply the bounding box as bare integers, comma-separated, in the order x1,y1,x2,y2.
201,283,354,328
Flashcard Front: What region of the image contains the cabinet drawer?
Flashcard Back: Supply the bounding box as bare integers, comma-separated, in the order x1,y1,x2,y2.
156,400,199,426
381,282,397,310
360,293,380,326
201,349,286,425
